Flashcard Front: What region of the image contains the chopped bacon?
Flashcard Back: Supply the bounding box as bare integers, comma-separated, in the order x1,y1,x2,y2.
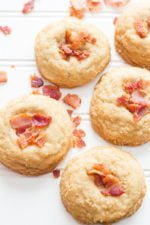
101,186,125,197
72,116,82,127
67,109,73,117
17,134,28,149
134,19,148,38
104,0,130,8
75,137,86,148
42,85,62,100
22,0,35,14
88,164,125,197
73,49,90,60
113,17,118,25
133,104,147,121
10,113,32,131
31,75,44,88
73,129,86,138
70,0,87,19
35,134,47,147
63,94,81,109
52,169,61,178
131,91,147,104
124,80,148,94
32,90,41,95
86,0,102,12
0,71,7,83
0,26,11,35
32,113,51,128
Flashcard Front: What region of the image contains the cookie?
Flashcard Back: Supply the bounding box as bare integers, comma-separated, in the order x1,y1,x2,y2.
0,95,73,175
60,146,146,224
115,1,150,69
90,67,150,146
35,17,110,88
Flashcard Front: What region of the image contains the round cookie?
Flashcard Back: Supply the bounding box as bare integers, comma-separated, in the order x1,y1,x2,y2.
35,17,110,88
60,146,146,224
0,95,73,176
90,67,150,146
115,1,150,69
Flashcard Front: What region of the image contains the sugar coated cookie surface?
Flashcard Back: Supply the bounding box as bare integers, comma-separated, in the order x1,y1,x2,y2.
0,95,73,175
60,146,146,224
115,0,150,69
35,17,110,88
90,67,150,146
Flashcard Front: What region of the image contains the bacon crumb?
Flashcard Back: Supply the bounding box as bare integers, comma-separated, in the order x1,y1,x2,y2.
70,0,87,19
63,94,81,109
67,109,74,117
52,169,61,178
31,75,44,88
72,116,82,127
42,85,62,100
134,19,149,38
0,26,11,35
0,71,7,83
73,129,86,138
113,17,118,25
86,0,102,12
74,137,86,148
22,0,35,14
104,0,130,8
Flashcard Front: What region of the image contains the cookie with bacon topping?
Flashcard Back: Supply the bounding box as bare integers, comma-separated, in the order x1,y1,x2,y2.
90,67,150,146
115,1,150,69
35,17,110,88
60,146,146,224
0,95,73,175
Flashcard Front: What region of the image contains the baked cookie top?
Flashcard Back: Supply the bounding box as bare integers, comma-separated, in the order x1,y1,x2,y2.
60,146,146,224
115,0,150,68
0,95,73,175
35,17,110,87
90,67,150,146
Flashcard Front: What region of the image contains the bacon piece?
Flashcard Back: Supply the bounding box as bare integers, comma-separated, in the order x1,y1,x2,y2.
131,91,147,104
93,164,109,175
0,71,7,83
133,104,147,121
73,49,90,60
35,134,47,147
22,0,35,14
102,174,120,188
75,137,86,148
52,169,61,178
63,94,81,109
94,174,103,186
134,19,148,38
31,75,44,88
73,129,86,138
32,113,51,128
0,26,11,35
67,109,73,117
113,17,118,25
10,113,32,132
124,80,148,94
72,116,82,127
86,0,102,12
104,0,129,8
42,85,62,100
101,186,125,197
17,134,29,149
32,90,41,95
70,0,87,19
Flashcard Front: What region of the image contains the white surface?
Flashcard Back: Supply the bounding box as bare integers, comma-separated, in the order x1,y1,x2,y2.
0,0,149,225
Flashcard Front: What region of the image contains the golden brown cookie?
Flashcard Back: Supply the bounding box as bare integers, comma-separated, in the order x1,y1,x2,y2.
115,0,150,69
35,17,110,88
90,67,150,146
0,95,73,175
60,146,146,224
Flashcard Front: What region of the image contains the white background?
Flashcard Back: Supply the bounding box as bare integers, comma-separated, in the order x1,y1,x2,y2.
0,0,149,225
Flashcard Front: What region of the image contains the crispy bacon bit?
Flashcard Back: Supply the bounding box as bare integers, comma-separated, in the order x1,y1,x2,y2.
52,169,61,178
31,75,44,88
42,85,62,100
60,30,96,61
10,112,51,149
67,109,73,117
72,116,82,127
75,137,86,148
87,164,125,197
117,80,149,121
0,71,7,83
32,90,41,95
22,0,35,14
73,129,86,138
63,94,81,109
134,19,148,38
113,17,118,25
70,0,87,19
0,26,11,35
101,186,125,197
32,113,51,128
10,113,32,131
86,0,102,12
104,0,129,8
